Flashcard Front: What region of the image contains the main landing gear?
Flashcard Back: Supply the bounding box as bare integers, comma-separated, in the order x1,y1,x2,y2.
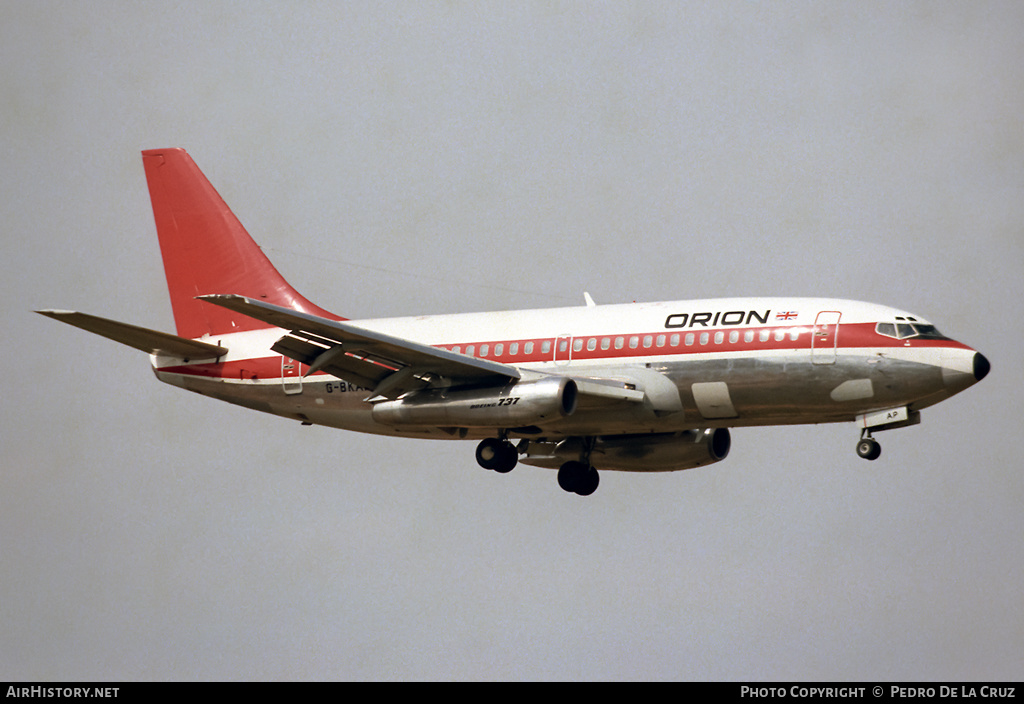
475,437,518,473
856,429,881,461
557,460,600,496
475,435,602,495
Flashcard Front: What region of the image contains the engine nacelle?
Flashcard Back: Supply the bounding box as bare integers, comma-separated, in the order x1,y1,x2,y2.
372,377,578,428
521,428,731,472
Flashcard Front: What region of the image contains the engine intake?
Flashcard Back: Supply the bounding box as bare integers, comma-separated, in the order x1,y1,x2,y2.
372,377,577,428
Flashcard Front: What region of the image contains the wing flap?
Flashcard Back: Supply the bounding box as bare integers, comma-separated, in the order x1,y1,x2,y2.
271,332,401,391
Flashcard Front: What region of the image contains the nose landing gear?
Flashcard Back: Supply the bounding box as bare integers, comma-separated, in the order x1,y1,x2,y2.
853,407,920,461
856,430,881,461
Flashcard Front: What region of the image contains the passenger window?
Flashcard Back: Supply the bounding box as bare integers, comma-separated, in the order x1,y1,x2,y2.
656,334,666,347
494,343,503,356
614,336,625,349
509,342,519,356
452,345,461,354
573,338,583,352
670,334,680,346
714,331,724,344
480,344,489,356
759,330,770,342
587,338,597,351
774,330,785,342
466,345,475,356
541,341,550,354
729,331,739,343
744,330,754,343
526,341,535,354
643,335,653,348
601,337,611,350
699,332,709,345
629,336,639,349
685,333,695,346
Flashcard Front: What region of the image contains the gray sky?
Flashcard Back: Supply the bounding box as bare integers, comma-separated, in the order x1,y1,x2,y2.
3,1,1022,680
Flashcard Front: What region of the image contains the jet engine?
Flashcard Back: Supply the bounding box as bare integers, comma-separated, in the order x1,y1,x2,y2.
371,377,577,428
520,428,731,472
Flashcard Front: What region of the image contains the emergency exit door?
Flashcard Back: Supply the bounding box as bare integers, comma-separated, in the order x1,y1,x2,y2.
282,356,303,394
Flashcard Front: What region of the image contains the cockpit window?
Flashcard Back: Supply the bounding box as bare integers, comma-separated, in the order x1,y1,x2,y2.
876,322,896,337
907,324,947,340
876,317,949,340
896,322,916,338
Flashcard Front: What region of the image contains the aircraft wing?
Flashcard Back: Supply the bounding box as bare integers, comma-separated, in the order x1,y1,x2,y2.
201,295,651,407
199,294,522,397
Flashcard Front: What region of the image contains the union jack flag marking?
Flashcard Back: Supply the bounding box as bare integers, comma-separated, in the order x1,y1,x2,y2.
776,311,798,321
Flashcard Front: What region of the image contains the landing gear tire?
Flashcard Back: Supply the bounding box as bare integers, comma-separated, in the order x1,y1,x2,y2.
493,443,517,473
856,437,881,461
476,438,518,473
557,461,600,496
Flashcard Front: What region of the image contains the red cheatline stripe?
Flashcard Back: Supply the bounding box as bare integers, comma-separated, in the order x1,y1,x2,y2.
157,322,970,380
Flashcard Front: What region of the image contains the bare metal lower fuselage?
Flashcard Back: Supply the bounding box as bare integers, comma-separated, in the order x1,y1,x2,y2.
155,343,977,445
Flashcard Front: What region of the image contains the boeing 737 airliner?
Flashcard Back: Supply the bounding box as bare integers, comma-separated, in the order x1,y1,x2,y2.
39,149,990,495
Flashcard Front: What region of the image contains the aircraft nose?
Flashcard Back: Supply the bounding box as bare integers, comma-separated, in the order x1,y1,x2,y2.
973,352,991,382
940,347,987,393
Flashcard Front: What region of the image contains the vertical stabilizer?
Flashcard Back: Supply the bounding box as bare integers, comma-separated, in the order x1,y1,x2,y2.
141,148,342,339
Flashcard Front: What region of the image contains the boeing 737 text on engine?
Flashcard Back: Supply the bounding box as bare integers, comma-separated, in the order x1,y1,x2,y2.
39,149,990,496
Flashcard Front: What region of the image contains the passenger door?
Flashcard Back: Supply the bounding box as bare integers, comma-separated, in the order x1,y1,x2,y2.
811,311,841,364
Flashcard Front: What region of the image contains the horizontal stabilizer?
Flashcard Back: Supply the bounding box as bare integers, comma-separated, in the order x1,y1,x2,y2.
37,310,227,359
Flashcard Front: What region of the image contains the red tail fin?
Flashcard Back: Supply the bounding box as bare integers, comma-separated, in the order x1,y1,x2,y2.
142,148,342,339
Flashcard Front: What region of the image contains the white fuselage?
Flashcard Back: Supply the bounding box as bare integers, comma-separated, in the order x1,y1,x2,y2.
152,297,984,445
